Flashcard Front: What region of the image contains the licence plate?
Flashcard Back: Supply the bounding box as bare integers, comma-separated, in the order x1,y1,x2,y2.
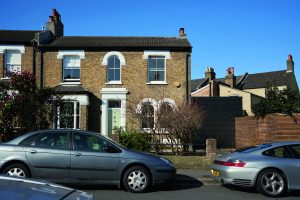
211,170,220,177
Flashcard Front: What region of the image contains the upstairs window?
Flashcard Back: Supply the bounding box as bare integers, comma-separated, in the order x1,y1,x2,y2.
63,56,80,82
107,55,121,83
5,50,21,77
148,56,165,83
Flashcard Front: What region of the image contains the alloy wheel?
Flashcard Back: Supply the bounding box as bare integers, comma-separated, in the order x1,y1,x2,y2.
260,171,284,196
127,170,147,191
7,167,26,177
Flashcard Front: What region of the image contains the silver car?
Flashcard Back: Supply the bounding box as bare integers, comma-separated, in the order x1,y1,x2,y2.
0,130,176,193
0,175,93,200
210,142,300,197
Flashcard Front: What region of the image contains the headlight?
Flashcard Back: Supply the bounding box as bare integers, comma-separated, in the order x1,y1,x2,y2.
160,157,174,166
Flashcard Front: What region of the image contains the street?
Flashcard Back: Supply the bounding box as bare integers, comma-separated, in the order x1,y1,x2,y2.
73,170,300,200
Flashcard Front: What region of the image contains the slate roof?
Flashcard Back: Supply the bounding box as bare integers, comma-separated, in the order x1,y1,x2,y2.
42,36,192,51
0,30,40,44
191,70,287,92
54,85,89,94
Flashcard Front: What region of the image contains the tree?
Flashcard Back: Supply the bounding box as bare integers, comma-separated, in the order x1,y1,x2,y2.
126,86,205,154
157,101,205,154
253,84,299,117
0,72,60,141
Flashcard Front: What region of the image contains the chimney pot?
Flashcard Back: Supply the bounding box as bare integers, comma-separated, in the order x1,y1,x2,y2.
48,16,54,22
52,9,57,16
288,54,293,61
179,28,185,35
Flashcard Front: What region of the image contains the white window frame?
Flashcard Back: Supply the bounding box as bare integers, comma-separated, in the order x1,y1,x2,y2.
4,50,22,78
55,100,80,129
143,50,170,85
63,55,81,82
57,50,85,84
107,55,121,84
0,45,25,79
102,51,126,85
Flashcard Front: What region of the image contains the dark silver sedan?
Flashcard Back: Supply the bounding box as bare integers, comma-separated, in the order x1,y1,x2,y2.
0,130,176,193
210,142,300,197
0,175,93,200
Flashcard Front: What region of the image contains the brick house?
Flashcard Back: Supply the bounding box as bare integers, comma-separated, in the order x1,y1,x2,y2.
0,9,192,138
191,56,299,115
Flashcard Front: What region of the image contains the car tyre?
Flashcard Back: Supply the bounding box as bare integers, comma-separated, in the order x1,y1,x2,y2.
256,168,287,197
122,166,151,193
3,163,30,178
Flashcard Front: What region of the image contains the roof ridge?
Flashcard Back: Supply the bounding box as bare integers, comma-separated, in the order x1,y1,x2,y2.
0,30,40,32
58,36,180,39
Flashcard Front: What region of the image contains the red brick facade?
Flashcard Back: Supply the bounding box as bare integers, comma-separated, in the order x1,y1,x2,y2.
235,114,300,149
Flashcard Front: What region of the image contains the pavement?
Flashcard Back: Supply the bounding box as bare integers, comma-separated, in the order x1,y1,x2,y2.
175,169,220,185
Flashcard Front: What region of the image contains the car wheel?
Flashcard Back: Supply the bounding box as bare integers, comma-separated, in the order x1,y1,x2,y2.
122,166,151,193
3,163,30,178
256,169,287,197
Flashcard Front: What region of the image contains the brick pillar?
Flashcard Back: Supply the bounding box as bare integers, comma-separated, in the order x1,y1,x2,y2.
80,105,88,130
206,138,217,158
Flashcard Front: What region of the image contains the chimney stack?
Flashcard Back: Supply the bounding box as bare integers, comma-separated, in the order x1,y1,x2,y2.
224,67,236,88
205,67,216,80
287,54,294,73
178,27,187,39
46,8,64,37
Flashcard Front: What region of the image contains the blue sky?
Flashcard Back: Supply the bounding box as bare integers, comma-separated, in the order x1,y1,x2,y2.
1,0,299,85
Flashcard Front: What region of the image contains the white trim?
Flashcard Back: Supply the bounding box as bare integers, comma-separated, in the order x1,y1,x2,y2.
100,88,128,137
60,82,82,85
158,98,177,109
136,98,158,113
105,81,123,85
102,51,126,65
147,81,168,85
0,45,25,54
57,50,85,59
143,50,171,59
61,95,89,106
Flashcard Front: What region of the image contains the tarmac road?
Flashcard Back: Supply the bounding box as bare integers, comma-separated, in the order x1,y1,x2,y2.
74,169,300,200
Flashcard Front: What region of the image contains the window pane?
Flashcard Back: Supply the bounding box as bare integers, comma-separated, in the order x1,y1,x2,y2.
115,68,120,80
290,145,300,159
108,100,121,108
73,132,107,152
6,50,21,64
148,71,156,81
60,102,75,128
108,57,115,69
107,69,114,81
64,69,72,79
148,58,156,70
72,69,80,79
141,103,154,128
157,58,165,69
157,71,165,81
35,132,69,149
114,57,120,69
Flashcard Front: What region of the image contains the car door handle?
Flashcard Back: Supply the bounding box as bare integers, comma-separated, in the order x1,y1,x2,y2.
30,150,37,154
75,152,82,156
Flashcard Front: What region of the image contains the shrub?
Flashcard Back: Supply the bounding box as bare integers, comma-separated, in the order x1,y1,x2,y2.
116,128,152,152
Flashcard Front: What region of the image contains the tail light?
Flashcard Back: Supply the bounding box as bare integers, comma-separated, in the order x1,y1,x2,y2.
214,159,246,167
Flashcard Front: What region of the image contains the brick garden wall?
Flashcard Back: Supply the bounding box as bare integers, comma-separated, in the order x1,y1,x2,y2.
236,114,300,149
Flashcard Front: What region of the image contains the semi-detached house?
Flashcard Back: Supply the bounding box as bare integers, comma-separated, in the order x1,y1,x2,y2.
0,9,192,138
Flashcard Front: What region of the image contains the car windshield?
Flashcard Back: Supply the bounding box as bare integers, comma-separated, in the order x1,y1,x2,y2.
235,144,272,153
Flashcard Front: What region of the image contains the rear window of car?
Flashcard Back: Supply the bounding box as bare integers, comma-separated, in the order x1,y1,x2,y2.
235,144,272,153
